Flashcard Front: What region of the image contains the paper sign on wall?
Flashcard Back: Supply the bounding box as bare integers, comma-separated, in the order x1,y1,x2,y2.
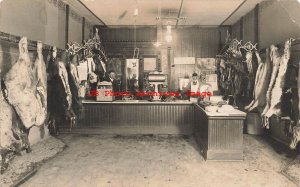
174,57,195,65
205,74,218,91
196,58,216,71
144,58,156,71
126,59,139,90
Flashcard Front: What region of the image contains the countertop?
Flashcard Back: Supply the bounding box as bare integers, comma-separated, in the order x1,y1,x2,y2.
194,104,246,118
82,99,193,105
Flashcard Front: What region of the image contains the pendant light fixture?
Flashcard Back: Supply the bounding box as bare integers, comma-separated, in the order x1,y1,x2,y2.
154,0,162,48
165,22,172,43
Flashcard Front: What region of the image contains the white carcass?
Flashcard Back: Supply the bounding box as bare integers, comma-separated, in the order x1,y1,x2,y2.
0,88,23,173
4,37,47,129
33,41,47,113
263,39,292,128
245,50,272,113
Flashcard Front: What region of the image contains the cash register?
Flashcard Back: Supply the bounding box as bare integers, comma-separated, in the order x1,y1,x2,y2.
96,81,115,102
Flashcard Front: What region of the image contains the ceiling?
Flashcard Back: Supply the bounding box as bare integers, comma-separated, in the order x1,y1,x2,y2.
78,0,265,27
63,0,103,25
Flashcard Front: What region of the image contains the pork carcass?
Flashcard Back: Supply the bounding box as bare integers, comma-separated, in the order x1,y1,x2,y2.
245,50,272,113
4,37,47,129
263,39,292,128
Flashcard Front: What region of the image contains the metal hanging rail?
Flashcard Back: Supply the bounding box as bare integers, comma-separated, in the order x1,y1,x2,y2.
0,31,64,52
259,38,300,54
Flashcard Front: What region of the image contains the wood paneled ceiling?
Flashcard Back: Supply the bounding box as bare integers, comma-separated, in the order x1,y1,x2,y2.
78,0,265,26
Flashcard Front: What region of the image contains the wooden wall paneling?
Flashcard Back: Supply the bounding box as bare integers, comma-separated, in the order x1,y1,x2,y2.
231,20,241,40
167,47,172,88
100,27,219,91
242,9,256,43
170,27,219,91
65,5,69,46
259,0,300,48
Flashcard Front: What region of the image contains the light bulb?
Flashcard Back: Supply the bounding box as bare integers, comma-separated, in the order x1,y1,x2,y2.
134,8,138,16
154,42,161,47
167,25,172,34
165,35,172,43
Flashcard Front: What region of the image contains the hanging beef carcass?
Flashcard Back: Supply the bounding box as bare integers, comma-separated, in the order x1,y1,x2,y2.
262,45,281,119
4,37,47,129
0,81,22,174
33,41,47,114
54,51,76,130
232,56,245,106
245,50,259,99
46,47,59,135
263,39,293,128
67,54,82,120
227,47,248,106
47,48,76,134
59,55,76,129
245,49,272,113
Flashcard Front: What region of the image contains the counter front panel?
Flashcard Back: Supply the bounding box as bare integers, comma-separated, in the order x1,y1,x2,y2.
194,104,246,161
64,100,195,135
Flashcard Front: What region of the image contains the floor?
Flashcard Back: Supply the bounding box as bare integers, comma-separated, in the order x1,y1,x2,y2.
21,134,299,187
0,137,66,187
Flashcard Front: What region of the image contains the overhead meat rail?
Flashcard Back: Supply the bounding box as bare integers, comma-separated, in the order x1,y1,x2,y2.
259,38,300,54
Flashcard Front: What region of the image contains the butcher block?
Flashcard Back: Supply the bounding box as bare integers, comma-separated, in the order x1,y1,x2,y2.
194,104,246,161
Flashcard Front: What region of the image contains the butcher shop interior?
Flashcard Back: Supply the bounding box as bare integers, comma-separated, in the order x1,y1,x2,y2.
0,0,300,186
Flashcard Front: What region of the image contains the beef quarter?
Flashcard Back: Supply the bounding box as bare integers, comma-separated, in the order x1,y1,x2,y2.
4,37,46,129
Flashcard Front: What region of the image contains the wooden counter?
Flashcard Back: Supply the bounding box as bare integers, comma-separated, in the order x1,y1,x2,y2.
61,100,246,161
194,104,246,161
61,100,195,135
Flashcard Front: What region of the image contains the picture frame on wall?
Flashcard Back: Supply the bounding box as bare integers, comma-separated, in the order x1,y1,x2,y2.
174,57,195,65
144,58,156,71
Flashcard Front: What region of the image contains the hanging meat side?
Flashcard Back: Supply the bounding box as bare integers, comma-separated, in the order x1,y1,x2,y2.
232,56,245,106
263,40,292,128
4,37,46,129
0,89,23,173
58,61,72,109
241,50,258,100
262,45,281,119
33,41,47,113
56,55,76,129
290,62,300,149
67,56,82,118
245,50,272,113
245,51,254,98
